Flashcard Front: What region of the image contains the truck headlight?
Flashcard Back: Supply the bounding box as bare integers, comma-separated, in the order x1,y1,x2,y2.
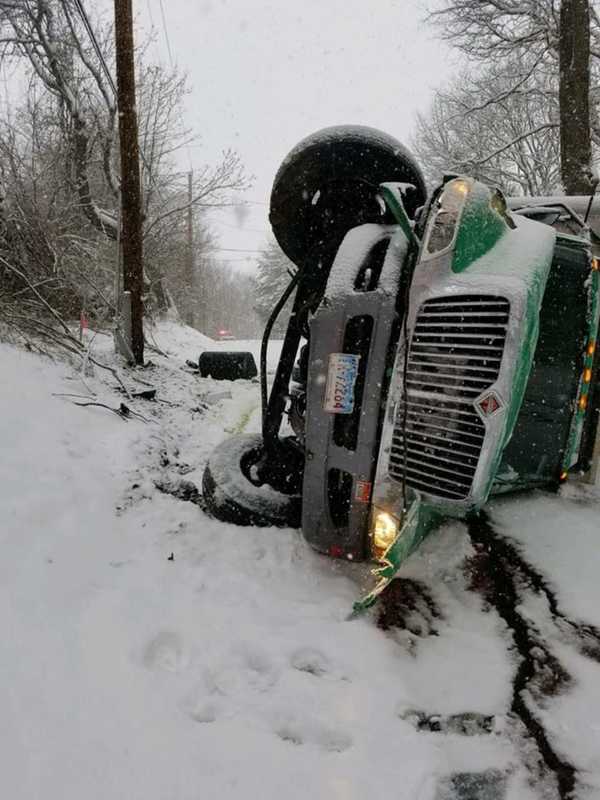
425,178,470,255
371,510,399,558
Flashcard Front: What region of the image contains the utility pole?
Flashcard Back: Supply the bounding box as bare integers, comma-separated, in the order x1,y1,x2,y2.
114,0,144,364
187,170,194,327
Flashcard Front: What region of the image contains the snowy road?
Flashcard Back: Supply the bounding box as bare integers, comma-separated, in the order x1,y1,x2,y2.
1,321,599,800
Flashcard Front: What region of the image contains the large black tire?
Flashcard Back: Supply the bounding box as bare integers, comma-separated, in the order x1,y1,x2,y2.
270,124,427,269
202,434,301,527
198,351,257,380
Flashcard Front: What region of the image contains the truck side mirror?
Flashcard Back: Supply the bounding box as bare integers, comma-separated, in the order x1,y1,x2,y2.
379,182,420,248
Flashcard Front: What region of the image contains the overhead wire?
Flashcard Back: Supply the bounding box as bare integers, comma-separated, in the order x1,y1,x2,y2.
214,247,264,254
71,0,118,99
72,0,257,266
209,219,268,235
157,0,175,65
155,0,193,171
145,0,156,31
71,0,170,206
150,0,264,264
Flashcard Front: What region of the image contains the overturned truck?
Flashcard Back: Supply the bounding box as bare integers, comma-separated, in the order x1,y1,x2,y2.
203,126,600,608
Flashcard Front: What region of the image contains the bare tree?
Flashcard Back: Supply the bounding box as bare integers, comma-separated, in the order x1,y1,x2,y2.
429,0,600,62
201,259,262,339
0,0,119,235
133,59,249,315
0,0,250,355
135,63,248,232
427,0,599,193
0,83,116,352
254,237,296,335
413,58,561,194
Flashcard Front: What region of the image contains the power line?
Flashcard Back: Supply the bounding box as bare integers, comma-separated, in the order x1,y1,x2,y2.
70,0,213,235
145,0,156,30
71,0,166,205
73,0,182,202
214,258,256,264
209,219,268,234
72,0,118,98
157,0,175,65
213,247,264,253
154,0,193,171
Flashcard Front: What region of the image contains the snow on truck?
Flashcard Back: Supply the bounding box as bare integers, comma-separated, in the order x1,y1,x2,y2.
202,125,600,609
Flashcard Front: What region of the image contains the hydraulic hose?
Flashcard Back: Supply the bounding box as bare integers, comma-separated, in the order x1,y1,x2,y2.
260,269,303,431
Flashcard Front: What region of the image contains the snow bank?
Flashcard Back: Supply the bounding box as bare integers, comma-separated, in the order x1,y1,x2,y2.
149,318,215,352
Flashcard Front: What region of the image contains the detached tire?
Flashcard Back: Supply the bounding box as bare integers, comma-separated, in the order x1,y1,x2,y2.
202,434,301,527
270,124,427,269
198,351,257,380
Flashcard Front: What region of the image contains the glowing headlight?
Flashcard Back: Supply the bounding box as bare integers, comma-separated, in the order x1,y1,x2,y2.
426,178,470,255
451,178,469,197
372,511,399,558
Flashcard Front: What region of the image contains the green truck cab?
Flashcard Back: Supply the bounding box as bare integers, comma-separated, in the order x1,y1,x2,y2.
202,126,600,610
366,178,599,604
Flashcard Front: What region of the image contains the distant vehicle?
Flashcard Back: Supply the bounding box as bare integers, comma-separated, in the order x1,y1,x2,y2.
215,329,235,341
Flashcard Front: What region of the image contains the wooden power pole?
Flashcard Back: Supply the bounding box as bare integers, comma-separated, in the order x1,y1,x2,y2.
559,0,592,195
187,170,194,327
114,0,144,364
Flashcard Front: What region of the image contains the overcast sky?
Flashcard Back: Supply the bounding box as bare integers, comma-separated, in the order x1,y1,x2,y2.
137,0,455,272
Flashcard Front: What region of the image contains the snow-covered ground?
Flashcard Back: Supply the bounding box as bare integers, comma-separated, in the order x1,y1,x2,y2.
1,322,599,800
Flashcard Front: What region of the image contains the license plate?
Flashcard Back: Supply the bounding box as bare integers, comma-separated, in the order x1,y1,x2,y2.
324,353,360,414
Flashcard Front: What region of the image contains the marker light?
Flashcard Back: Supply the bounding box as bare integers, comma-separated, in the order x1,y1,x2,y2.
579,395,588,411
584,368,593,383
372,511,399,558
588,341,596,357
560,471,568,481
592,258,599,271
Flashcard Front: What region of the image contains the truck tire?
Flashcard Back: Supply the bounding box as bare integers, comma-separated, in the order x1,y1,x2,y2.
270,124,426,270
198,351,257,380
202,434,301,527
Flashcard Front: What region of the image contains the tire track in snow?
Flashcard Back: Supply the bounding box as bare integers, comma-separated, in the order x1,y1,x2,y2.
379,510,596,798
466,510,577,800
467,510,600,663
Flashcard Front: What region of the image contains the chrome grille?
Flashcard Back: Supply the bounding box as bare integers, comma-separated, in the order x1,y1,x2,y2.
389,295,510,500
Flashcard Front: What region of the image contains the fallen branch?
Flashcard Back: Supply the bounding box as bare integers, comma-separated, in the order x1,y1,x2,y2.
73,400,149,423
73,400,129,421
52,392,97,400
86,355,132,399
129,373,156,389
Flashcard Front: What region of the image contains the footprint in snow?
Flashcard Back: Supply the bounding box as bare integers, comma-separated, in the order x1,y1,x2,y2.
205,642,279,697
188,700,219,724
290,647,330,678
143,631,188,673
274,713,353,753
180,683,223,724
182,643,277,724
